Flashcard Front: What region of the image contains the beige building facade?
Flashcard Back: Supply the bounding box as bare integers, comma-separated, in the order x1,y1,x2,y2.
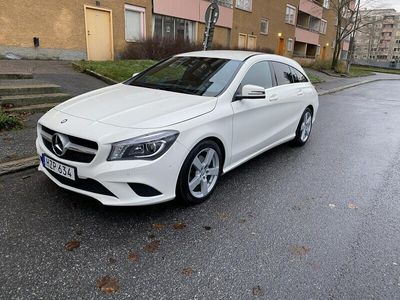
0,0,342,61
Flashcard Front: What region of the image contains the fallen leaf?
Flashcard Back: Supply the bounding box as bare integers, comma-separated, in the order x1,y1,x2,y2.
152,223,165,230
328,204,336,209
64,240,80,251
173,223,186,230
182,267,193,276
108,257,116,264
348,203,358,209
96,276,120,294
217,212,229,220
289,245,310,257
128,252,139,262
203,226,212,231
144,240,160,253
252,285,265,296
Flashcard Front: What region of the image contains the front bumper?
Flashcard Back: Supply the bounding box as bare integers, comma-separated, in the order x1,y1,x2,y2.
36,136,188,206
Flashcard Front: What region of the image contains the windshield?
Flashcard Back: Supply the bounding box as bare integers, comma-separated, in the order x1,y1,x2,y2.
125,56,242,97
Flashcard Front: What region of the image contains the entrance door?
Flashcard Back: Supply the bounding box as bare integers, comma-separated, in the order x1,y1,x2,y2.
278,38,285,55
238,33,247,49
321,46,327,60
85,6,113,61
247,35,257,50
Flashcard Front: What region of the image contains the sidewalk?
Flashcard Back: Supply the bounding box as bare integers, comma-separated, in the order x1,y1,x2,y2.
305,68,400,94
1,61,400,175
0,60,107,172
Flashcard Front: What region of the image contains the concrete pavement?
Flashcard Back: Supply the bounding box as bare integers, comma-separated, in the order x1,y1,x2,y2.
1,81,400,298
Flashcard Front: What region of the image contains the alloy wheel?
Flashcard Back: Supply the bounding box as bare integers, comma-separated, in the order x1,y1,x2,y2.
188,148,220,199
300,111,312,142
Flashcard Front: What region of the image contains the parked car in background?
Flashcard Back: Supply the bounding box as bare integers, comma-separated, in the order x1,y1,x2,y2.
36,51,319,206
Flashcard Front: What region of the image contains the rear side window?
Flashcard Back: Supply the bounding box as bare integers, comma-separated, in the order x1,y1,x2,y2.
241,61,273,89
271,62,293,86
290,67,308,83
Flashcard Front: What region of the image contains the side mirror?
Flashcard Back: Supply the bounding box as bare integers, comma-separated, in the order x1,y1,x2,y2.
235,85,266,101
132,72,139,78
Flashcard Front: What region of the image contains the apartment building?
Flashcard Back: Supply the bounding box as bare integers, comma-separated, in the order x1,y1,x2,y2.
354,9,400,63
0,0,343,61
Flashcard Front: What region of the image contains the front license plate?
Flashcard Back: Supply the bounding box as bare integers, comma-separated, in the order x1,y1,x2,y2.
42,155,76,181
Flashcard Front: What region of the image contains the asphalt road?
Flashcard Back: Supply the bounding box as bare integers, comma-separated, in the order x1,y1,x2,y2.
1,81,400,299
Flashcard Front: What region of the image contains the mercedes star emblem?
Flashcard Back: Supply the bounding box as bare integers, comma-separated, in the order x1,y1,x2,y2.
51,133,69,157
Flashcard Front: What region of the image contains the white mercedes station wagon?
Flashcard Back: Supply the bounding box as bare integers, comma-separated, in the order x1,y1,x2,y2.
37,51,319,206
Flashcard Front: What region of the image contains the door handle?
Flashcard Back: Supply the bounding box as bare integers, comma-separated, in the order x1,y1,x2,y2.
269,94,279,102
297,89,304,96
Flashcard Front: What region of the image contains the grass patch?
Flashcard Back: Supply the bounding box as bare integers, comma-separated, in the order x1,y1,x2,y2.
306,72,324,84
75,60,157,82
0,109,22,131
350,65,400,76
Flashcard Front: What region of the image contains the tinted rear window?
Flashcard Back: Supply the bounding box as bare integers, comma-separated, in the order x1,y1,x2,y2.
290,67,308,83
271,62,293,86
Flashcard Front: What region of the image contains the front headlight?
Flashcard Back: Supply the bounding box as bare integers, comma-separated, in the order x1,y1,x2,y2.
108,130,179,161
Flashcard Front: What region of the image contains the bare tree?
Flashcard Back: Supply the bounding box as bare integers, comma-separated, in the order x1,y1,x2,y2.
329,0,381,70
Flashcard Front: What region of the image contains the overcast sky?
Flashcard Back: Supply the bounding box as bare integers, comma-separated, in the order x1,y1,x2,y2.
361,0,400,11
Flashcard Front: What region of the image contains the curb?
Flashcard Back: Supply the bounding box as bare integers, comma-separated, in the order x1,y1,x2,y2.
0,156,39,176
71,62,118,85
317,78,400,96
2,78,400,176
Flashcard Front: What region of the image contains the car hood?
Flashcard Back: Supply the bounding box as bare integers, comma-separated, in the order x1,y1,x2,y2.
54,84,217,129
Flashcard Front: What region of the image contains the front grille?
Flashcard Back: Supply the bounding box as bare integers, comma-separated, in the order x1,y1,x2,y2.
41,125,98,163
47,168,117,198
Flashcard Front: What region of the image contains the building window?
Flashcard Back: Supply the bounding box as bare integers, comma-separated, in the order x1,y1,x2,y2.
125,4,146,42
323,0,329,9
236,0,252,11
316,45,321,56
287,38,294,52
215,0,233,8
152,14,195,42
260,19,269,34
320,19,327,34
285,5,296,25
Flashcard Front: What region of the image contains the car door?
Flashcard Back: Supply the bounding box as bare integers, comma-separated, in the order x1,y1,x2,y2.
230,61,278,164
268,61,306,140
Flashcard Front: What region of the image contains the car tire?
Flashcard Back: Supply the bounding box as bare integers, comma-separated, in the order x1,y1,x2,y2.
292,107,313,147
176,140,222,205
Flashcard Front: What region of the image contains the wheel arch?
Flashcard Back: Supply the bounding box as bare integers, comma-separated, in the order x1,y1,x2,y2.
195,136,226,170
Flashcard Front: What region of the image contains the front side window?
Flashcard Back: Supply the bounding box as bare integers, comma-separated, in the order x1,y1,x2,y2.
126,57,242,97
271,62,292,86
125,5,146,42
240,62,273,89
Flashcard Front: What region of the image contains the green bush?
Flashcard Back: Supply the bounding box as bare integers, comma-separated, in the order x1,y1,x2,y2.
0,110,22,131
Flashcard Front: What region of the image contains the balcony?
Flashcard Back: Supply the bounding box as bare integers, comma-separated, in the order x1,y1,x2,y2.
299,0,323,19
295,27,319,45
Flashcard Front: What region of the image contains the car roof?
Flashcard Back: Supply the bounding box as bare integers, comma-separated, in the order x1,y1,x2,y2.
176,50,302,68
